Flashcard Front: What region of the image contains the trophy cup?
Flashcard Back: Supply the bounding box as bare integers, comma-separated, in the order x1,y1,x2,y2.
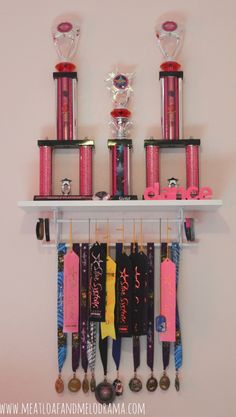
106,71,136,198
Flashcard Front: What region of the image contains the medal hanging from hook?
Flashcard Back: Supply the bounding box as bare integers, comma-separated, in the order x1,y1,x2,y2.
112,227,124,396
171,242,183,391
63,222,81,392
95,222,116,404
156,221,176,391
87,220,97,393
55,242,67,393
129,220,148,393
80,242,90,393
146,242,158,392
68,242,81,393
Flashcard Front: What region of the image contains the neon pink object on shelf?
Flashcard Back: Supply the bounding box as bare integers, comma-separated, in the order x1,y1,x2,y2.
39,146,52,196
159,258,176,342
79,146,93,196
146,145,159,188
63,250,79,333
186,145,199,190
56,76,75,140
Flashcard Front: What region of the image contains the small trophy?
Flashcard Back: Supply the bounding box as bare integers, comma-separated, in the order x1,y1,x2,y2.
106,71,135,198
52,19,80,140
156,20,184,140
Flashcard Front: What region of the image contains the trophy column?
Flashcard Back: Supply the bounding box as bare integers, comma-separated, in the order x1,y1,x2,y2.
106,72,136,198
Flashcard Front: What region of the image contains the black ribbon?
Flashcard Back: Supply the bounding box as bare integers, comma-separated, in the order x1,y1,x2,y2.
116,250,133,337
130,250,148,336
147,243,155,372
80,243,89,373
72,243,80,373
161,242,170,371
112,243,123,370
133,335,140,372
90,243,107,321
99,325,108,376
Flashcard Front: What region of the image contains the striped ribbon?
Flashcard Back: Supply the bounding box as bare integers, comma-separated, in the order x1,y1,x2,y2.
87,321,97,373
57,243,67,373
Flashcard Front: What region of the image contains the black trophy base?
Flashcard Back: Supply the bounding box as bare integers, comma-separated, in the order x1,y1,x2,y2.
110,195,138,200
34,195,93,201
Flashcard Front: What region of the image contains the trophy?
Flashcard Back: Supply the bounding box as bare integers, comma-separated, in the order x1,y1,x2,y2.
106,71,135,198
144,20,200,195
36,19,94,200
156,20,184,140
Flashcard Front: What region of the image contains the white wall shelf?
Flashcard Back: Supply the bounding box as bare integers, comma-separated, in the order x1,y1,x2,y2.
18,199,222,216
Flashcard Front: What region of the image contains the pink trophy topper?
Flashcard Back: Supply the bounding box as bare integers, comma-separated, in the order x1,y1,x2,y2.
52,18,80,140
156,20,184,140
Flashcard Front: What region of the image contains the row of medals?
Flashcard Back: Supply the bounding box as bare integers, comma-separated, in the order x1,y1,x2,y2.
55,371,179,403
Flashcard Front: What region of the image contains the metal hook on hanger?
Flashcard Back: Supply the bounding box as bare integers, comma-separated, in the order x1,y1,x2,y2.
116,219,125,252
69,219,73,252
132,219,136,253
95,220,100,243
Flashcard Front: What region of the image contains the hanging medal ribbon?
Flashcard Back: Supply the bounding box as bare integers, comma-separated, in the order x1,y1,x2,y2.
80,243,89,393
131,249,148,336
90,242,106,321
101,255,116,339
87,321,97,392
112,242,123,396
146,243,158,392
159,242,171,391
95,326,115,404
68,243,81,393
55,243,67,393
116,249,133,337
171,242,183,391
159,256,176,342
129,242,142,393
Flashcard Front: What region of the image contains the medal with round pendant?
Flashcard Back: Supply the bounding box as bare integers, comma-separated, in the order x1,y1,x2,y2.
68,373,81,392
55,243,67,393
129,336,142,393
146,243,158,392
112,338,123,396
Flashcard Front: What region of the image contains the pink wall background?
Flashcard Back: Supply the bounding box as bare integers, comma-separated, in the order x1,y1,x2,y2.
1,0,235,416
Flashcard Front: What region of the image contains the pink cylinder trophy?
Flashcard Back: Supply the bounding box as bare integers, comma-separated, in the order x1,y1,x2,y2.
39,146,52,196
156,21,183,140
79,142,94,196
186,145,199,192
145,144,160,188
106,72,134,197
52,20,80,140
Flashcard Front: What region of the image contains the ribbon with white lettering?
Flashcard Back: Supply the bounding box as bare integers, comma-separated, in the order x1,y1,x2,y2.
90,242,106,321
116,249,133,337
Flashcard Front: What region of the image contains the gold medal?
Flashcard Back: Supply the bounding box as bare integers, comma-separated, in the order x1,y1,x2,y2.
68,373,81,392
159,372,170,391
55,374,64,393
129,375,142,392
90,373,96,392
82,373,89,393
146,373,158,392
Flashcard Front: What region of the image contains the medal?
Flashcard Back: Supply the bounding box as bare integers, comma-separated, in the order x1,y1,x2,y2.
159,371,171,391
68,373,81,392
171,242,183,392
146,243,158,392
81,243,90,392
129,374,142,393
55,243,67,393
95,325,115,404
66,243,81,393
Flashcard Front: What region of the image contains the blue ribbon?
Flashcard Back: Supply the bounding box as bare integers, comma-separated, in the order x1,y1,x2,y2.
171,242,183,371
57,243,67,373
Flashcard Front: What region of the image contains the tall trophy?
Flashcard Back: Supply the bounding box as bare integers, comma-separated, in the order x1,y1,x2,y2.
106,71,135,198
144,20,200,194
36,19,94,200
